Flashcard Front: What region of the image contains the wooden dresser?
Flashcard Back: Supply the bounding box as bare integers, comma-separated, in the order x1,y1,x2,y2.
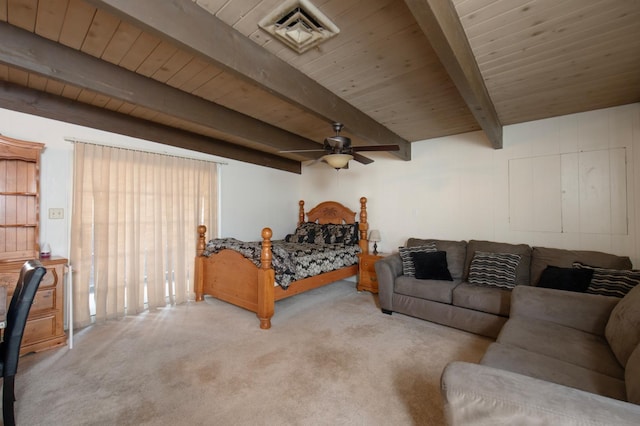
0,257,67,355
0,134,67,354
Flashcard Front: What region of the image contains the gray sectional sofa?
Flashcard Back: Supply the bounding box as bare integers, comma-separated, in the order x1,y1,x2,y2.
375,237,640,424
375,238,632,338
441,284,640,425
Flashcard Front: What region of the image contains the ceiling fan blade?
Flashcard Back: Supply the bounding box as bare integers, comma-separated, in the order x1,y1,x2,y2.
279,149,326,153
305,156,325,166
352,152,374,165
352,144,400,152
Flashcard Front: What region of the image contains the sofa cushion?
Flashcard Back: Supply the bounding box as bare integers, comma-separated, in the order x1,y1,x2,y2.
626,344,640,404
411,251,452,281
497,317,624,379
464,240,532,286
394,275,457,304
452,283,511,316
468,251,521,289
406,238,467,281
398,243,436,277
510,285,619,336
441,361,640,426
481,343,627,402
530,246,632,287
537,265,593,293
605,284,640,367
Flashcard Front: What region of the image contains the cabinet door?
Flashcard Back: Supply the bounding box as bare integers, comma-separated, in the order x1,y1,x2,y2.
0,135,43,262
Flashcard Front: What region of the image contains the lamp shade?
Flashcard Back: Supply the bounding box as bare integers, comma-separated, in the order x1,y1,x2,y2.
369,229,381,242
323,153,353,169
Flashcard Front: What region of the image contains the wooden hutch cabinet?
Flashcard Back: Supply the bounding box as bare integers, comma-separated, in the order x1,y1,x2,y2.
0,134,67,354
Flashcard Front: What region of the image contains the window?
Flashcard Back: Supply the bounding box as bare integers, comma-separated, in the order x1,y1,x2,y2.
70,143,218,327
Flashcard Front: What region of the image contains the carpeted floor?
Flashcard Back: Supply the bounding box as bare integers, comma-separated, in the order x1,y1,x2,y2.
13,280,491,425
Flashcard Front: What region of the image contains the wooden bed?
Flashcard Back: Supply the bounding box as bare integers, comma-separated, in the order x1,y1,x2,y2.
194,197,369,329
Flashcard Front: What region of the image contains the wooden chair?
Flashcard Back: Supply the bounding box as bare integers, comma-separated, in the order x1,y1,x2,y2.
1,260,47,426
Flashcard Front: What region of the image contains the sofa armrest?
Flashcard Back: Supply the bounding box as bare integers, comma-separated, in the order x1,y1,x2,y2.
510,285,619,335
374,253,402,312
441,361,640,426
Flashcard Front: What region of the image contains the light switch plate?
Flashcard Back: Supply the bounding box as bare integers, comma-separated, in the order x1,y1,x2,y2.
49,208,64,219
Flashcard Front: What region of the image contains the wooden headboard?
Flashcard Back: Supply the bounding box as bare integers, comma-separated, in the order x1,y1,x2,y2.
298,197,369,254
303,201,355,224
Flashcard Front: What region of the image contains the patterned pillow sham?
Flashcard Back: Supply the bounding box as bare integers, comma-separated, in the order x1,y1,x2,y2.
320,223,359,245
285,222,359,245
286,222,322,243
468,251,521,289
399,243,437,276
573,263,640,298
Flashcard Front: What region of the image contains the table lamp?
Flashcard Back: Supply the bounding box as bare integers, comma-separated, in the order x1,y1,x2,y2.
369,229,381,255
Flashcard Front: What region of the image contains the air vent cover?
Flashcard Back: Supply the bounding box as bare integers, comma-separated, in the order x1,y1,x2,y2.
259,0,339,54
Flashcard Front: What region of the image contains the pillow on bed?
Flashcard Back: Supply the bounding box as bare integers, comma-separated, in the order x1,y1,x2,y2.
319,223,359,245
285,222,358,245
286,222,322,243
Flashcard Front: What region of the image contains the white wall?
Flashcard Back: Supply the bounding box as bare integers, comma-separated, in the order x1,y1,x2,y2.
301,103,640,266
0,108,301,259
219,160,301,240
3,103,639,266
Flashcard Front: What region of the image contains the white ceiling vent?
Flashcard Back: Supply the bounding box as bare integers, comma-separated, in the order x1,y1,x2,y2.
259,0,339,54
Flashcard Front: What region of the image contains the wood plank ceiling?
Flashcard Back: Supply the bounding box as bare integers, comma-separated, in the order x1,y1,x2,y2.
0,0,638,173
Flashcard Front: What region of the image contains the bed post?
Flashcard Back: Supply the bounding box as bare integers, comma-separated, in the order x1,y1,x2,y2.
195,225,207,301
257,227,275,329
359,197,369,255
298,200,305,225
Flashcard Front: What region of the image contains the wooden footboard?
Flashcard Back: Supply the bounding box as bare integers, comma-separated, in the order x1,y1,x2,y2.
194,197,369,329
195,227,276,329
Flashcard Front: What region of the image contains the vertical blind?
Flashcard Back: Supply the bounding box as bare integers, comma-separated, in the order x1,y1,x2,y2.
70,142,218,328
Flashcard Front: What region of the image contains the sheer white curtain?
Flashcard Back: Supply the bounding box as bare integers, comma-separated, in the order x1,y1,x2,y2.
70,142,218,328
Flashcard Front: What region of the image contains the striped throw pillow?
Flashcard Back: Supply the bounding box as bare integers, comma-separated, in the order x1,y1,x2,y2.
573,263,640,298
468,251,521,289
399,243,437,276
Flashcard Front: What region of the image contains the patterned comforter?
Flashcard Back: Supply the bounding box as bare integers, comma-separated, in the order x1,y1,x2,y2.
202,238,361,289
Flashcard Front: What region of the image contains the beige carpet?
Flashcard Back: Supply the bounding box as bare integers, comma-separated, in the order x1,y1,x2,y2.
13,281,491,425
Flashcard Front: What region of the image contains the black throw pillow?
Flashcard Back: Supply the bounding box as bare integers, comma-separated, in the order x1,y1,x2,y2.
410,251,453,281
538,266,593,292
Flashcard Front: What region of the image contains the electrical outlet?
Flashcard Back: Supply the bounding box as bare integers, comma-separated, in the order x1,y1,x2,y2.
49,208,64,219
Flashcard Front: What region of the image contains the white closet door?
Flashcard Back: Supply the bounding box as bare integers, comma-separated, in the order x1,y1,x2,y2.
576,148,627,235
509,148,628,235
509,155,562,232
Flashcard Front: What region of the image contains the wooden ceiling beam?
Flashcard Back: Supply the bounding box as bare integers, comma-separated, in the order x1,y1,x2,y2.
0,81,301,173
86,0,411,161
404,0,503,149
0,21,321,156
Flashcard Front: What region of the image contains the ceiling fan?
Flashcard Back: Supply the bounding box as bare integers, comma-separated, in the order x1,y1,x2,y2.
281,122,400,169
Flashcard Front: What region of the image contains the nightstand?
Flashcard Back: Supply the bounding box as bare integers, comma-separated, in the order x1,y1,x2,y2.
357,253,385,293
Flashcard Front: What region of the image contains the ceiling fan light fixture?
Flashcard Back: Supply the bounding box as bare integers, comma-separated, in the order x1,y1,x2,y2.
279,122,399,168
323,153,353,169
